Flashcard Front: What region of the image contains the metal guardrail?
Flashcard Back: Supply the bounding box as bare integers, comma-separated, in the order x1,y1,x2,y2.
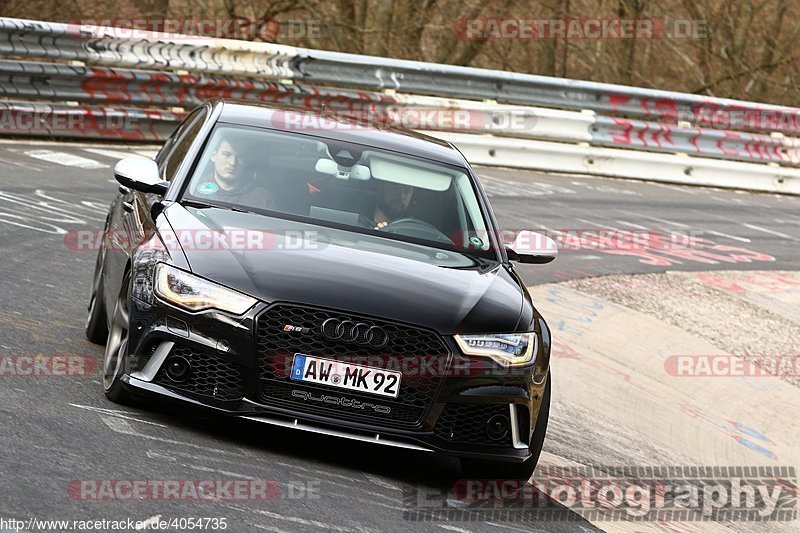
1,56,797,166
3,17,800,135
432,132,800,196
1,16,799,192
0,59,398,109
0,101,179,140
590,116,800,165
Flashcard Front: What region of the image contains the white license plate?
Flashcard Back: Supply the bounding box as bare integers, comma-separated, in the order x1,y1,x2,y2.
290,354,401,398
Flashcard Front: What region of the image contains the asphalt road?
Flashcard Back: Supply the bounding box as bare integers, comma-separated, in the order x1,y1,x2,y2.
0,140,799,532
480,166,799,285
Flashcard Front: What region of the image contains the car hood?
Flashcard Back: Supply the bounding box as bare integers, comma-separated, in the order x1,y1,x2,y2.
163,204,524,334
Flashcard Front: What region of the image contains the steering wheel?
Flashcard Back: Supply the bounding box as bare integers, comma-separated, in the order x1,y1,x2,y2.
379,217,453,243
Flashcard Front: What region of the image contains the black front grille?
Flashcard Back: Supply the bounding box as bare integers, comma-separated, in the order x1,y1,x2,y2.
256,303,451,427
435,403,513,446
153,346,244,400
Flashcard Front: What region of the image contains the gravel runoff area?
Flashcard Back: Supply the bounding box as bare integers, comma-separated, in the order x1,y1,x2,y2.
564,270,800,390
529,270,800,532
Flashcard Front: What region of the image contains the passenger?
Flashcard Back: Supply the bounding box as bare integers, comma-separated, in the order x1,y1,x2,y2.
195,133,272,210
372,181,414,229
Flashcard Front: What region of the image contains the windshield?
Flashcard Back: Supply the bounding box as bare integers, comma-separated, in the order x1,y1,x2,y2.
181,124,495,256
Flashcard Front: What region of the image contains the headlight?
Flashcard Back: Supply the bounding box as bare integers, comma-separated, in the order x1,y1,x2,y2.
454,332,537,366
154,263,257,314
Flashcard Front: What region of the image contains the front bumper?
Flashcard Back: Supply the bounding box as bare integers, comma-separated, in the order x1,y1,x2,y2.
123,295,550,463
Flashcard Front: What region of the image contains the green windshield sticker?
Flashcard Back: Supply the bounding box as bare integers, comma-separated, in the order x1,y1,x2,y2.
196,182,219,195
469,236,484,247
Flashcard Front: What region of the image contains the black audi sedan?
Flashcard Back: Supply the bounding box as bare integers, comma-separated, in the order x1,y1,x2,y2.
87,99,557,479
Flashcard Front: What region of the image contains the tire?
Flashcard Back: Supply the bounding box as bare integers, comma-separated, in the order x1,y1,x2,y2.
460,371,551,481
103,272,133,405
85,247,109,344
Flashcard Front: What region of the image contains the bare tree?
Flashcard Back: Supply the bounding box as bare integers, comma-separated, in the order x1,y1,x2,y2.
1,0,799,106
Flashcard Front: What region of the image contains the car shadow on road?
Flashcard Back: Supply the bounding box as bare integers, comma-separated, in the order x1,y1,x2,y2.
129,401,602,532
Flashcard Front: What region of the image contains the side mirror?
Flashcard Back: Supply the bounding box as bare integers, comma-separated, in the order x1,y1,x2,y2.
114,158,169,195
505,230,558,264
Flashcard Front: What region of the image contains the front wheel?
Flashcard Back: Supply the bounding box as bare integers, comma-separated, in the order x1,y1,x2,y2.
85,247,109,344
460,371,551,480
103,273,133,405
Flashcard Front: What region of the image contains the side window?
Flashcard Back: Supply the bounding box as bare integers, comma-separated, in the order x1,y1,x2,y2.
155,111,197,167
158,109,206,181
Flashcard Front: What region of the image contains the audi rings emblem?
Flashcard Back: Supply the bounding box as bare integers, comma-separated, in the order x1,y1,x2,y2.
321,318,389,348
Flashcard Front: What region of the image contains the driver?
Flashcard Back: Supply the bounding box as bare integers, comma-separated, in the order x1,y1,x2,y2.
373,181,414,229
195,133,272,210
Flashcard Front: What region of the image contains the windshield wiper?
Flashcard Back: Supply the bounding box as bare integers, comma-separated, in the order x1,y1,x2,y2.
452,249,499,270
180,199,251,213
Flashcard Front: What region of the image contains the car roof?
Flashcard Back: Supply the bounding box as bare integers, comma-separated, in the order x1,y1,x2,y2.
213,100,469,167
